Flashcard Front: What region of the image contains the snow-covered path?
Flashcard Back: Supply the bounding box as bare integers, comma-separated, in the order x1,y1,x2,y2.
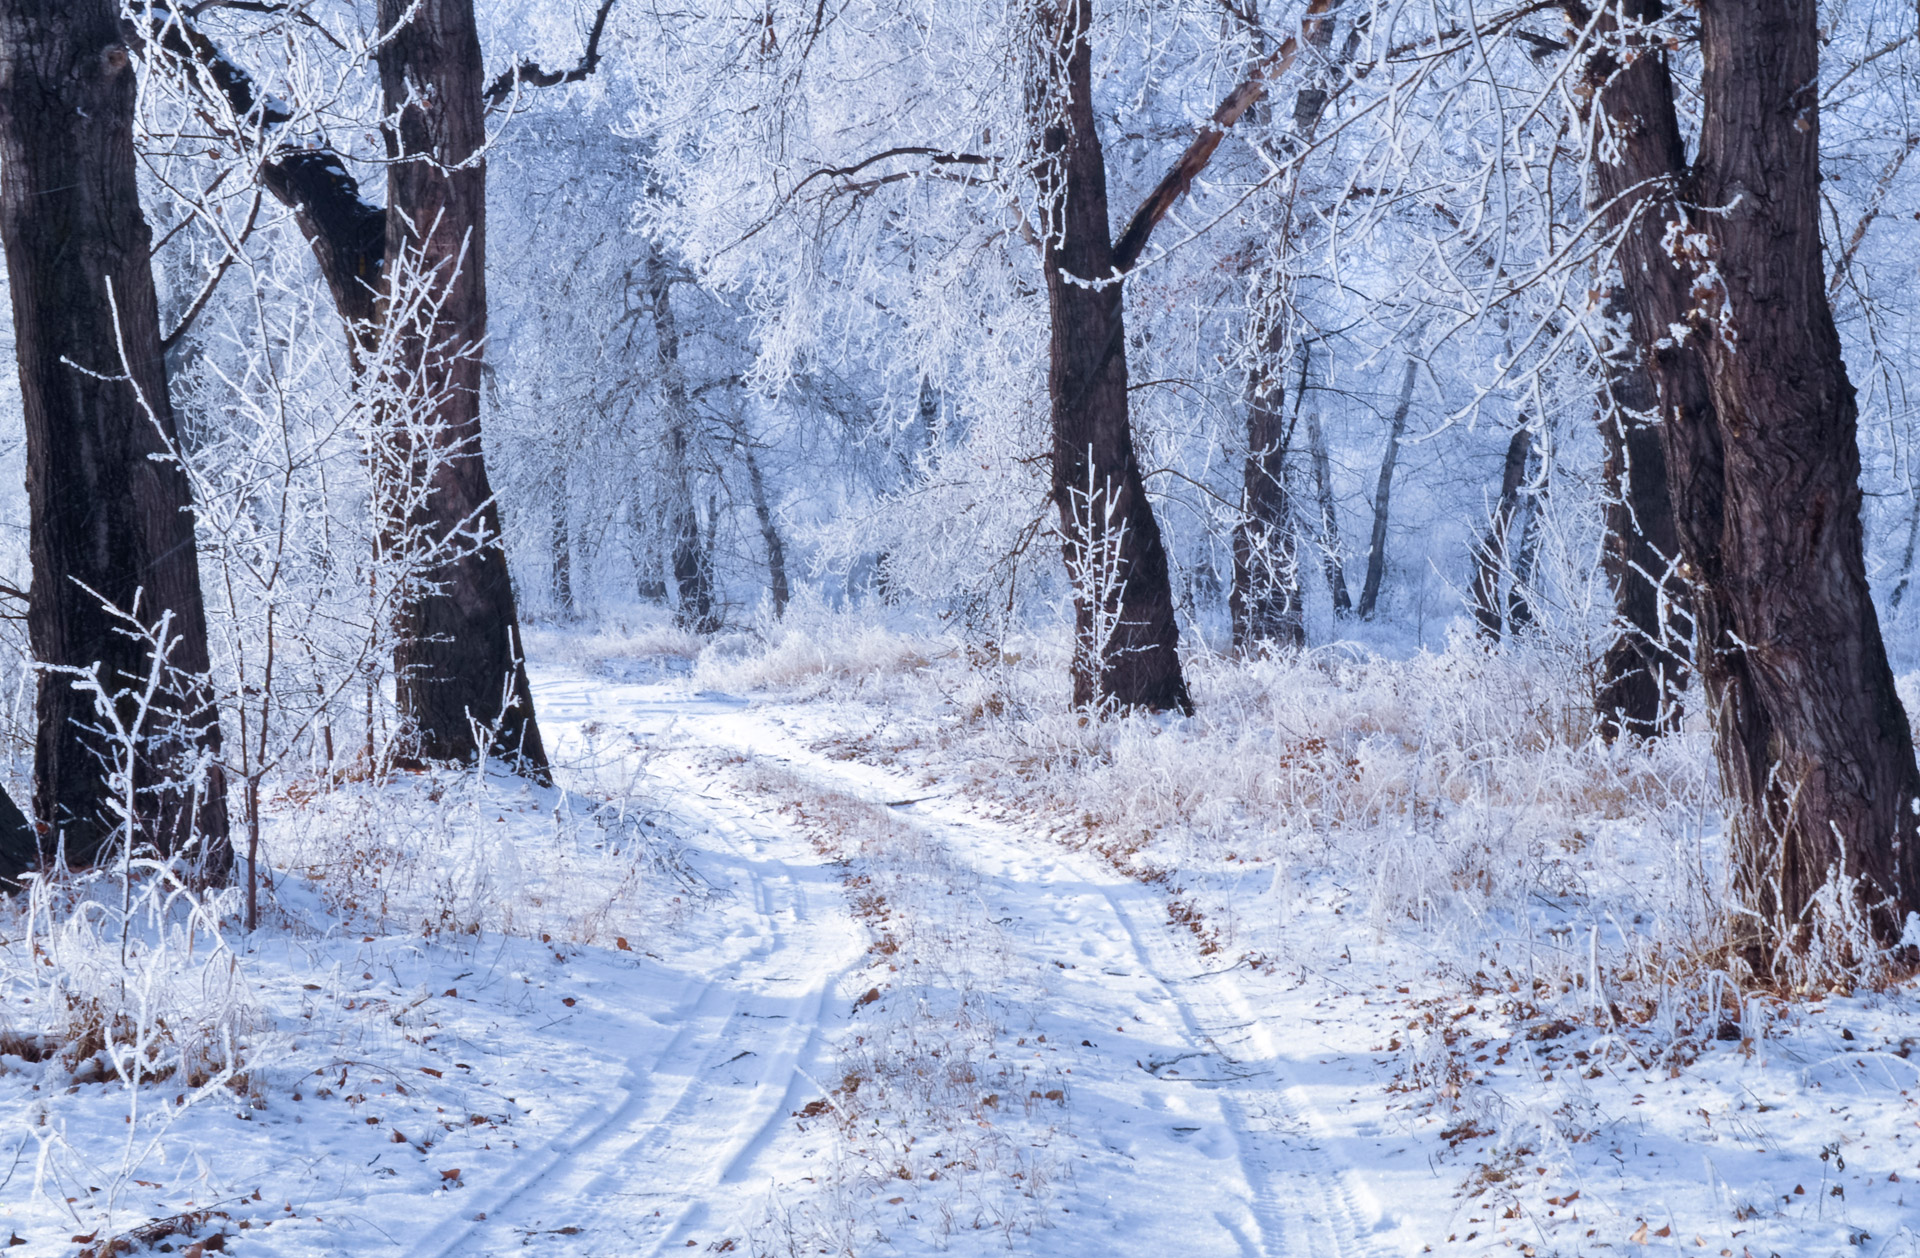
408,731,866,1258
500,664,1412,1257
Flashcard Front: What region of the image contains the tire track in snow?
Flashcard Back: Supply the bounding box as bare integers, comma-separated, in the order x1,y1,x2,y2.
408,749,864,1258
669,703,1402,1258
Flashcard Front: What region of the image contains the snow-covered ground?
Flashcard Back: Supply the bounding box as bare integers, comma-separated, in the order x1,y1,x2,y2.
4,620,1920,1257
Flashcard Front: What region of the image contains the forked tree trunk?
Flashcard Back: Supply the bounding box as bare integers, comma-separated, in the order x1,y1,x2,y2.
147,4,548,776
0,0,229,881
1231,321,1304,652
1588,0,1920,955
1038,0,1190,712
642,248,719,633
1684,0,1920,951
1580,0,1773,923
1358,359,1416,620
378,0,548,771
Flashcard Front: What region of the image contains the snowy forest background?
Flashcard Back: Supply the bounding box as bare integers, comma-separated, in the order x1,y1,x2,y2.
4,0,1920,732
5,1,1920,1255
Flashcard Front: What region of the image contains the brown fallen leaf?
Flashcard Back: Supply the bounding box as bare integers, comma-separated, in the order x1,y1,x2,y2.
441,1168,462,1182
1629,1222,1649,1244
615,937,632,952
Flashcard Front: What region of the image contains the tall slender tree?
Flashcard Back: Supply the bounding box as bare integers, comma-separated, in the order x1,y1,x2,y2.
0,0,229,881
1035,0,1190,712
1231,307,1305,653
375,0,547,769
643,246,719,633
1357,359,1416,620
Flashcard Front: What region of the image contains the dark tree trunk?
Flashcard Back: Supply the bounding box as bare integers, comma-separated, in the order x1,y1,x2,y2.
1231,321,1304,652
0,785,30,872
377,0,547,772
1306,409,1351,615
642,248,719,634
1596,350,1689,738
1578,9,1695,740
1506,450,1544,633
742,439,790,616
1039,0,1190,713
551,477,573,617
1580,0,1775,935
0,0,230,884
1358,359,1415,620
1681,0,1920,951
1469,428,1533,640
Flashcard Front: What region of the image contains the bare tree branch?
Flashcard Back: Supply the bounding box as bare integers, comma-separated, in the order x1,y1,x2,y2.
482,0,620,110
789,146,990,199
1111,0,1336,273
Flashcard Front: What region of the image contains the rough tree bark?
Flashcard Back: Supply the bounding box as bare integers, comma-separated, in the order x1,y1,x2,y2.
1579,0,1774,910
377,0,548,770
1686,0,1920,951
1357,358,1416,620
1585,0,1920,954
0,0,229,881
1037,0,1189,712
642,247,719,634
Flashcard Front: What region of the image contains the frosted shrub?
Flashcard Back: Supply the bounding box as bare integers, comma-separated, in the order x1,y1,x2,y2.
2,866,253,1085
0,864,268,1220
264,757,679,947
691,590,946,696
